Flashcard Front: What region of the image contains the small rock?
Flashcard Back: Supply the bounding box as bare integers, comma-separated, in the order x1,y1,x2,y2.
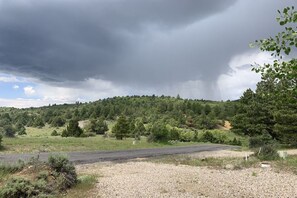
225,164,235,170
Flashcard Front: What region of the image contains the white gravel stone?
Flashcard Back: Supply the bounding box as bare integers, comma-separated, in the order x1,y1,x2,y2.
77,161,297,198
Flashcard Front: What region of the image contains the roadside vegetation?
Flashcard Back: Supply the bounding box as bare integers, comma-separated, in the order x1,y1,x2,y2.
61,175,97,198
152,153,297,175
151,155,260,169
0,155,83,198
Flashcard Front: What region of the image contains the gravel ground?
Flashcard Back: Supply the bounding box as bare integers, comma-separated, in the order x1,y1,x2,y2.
188,150,254,159
77,159,297,198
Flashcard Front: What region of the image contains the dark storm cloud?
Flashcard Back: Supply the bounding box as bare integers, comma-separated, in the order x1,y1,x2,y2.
0,0,236,82
0,0,296,92
112,0,297,86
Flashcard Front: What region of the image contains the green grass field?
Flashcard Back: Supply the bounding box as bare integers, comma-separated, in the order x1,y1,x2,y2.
1,126,204,153
2,135,204,153
0,125,245,154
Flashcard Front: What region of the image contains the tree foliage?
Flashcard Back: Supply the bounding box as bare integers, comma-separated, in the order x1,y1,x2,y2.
61,119,83,137
252,6,297,95
147,122,170,142
85,117,108,135
112,115,130,140
233,7,297,145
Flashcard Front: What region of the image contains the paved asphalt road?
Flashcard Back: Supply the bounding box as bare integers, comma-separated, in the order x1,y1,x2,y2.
0,144,238,165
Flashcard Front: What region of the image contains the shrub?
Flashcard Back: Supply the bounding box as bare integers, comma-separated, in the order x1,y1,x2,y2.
48,155,77,190
17,128,27,135
51,130,59,136
169,128,180,141
249,132,273,148
0,125,16,137
214,133,227,144
85,118,108,135
0,177,50,198
0,160,25,177
201,131,217,143
179,131,194,142
0,134,2,147
61,129,67,137
50,117,65,127
193,130,199,142
249,136,263,148
0,155,78,197
32,117,45,128
147,123,169,142
48,155,74,174
229,137,242,146
16,123,26,136
61,120,83,137
147,133,154,143
0,177,40,198
255,145,280,161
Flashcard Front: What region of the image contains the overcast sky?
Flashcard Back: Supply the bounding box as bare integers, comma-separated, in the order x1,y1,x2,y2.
0,0,296,108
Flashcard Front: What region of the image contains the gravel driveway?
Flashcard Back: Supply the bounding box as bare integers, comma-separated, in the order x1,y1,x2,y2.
77,159,297,198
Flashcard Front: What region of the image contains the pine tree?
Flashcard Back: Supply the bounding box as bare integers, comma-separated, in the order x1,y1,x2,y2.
62,119,83,137
112,115,129,140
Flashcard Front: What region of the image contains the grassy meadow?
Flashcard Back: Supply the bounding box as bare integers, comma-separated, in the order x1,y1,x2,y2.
0,126,200,153
0,124,245,154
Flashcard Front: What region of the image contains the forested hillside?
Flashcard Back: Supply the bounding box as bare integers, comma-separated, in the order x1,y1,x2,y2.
0,96,240,142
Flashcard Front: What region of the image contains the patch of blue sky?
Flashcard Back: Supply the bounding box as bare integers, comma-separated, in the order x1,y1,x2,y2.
0,73,38,99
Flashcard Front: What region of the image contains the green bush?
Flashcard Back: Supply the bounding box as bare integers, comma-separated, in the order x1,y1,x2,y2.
48,155,77,190
213,133,227,144
201,131,217,143
249,132,273,148
169,128,180,141
51,130,59,136
17,128,27,135
0,177,50,198
0,125,16,137
249,136,263,148
61,120,83,137
255,145,280,161
0,134,2,147
229,137,242,146
0,178,37,198
61,129,67,137
32,117,45,128
0,160,25,177
16,123,26,135
85,118,108,135
147,123,169,142
0,155,78,197
50,116,66,127
179,131,194,142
